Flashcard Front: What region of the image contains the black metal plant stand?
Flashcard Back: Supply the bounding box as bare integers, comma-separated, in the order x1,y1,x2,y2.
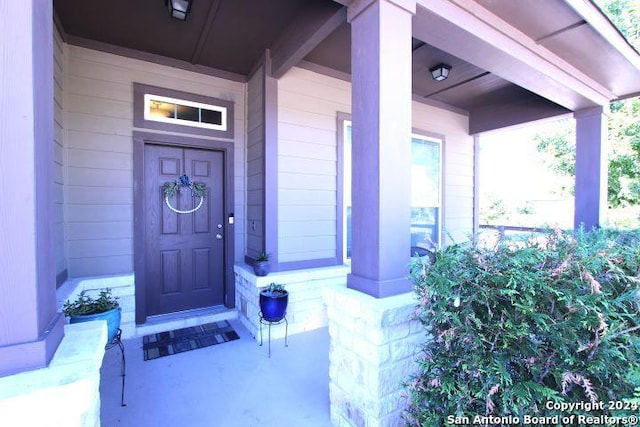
105,328,126,407
258,312,288,357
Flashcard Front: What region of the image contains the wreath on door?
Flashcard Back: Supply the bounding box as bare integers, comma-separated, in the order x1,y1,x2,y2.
162,174,208,214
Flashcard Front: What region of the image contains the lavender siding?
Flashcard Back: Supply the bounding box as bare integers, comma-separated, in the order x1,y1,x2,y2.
277,67,349,263
276,67,474,264
63,45,246,277
57,45,472,275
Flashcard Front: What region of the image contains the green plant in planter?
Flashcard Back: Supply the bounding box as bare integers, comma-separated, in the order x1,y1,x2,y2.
63,288,119,316
262,282,286,296
253,251,271,277
260,282,288,322
405,228,640,426
63,288,121,345
256,252,270,263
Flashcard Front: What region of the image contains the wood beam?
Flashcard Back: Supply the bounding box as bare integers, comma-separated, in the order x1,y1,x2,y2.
66,35,246,83
270,4,347,79
414,0,613,110
564,0,640,70
190,0,223,64
347,0,415,298
0,0,64,376
469,95,570,134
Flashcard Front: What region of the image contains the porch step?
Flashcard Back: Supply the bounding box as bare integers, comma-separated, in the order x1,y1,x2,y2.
132,306,238,339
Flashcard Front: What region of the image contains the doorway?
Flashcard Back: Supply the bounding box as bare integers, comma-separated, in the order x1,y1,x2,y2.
134,132,234,323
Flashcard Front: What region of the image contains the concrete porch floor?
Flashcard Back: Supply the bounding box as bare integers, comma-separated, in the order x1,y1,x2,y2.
100,319,332,427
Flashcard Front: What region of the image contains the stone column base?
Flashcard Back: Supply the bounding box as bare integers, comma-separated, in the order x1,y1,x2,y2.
324,287,424,427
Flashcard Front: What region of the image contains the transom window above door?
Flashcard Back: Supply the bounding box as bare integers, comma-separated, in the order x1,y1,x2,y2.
133,83,234,139
144,94,227,131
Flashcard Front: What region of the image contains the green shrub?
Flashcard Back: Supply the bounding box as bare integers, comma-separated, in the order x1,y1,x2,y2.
405,228,640,426
63,288,119,316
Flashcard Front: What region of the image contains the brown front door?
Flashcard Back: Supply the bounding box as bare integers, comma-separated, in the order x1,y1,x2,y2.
144,144,225,316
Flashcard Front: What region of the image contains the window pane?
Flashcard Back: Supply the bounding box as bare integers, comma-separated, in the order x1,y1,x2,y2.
342,122,442,259
149,100,175,118
411,137,441,248
411,207,439,249
201,109,222,125
144,94,228,131
345,123,352,260
176,104,199,122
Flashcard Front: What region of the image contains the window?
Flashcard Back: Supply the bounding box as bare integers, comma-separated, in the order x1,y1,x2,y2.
410,135,442,251
341,119,442,261
143,94,227,131
342,120,353,259
134,83,234,139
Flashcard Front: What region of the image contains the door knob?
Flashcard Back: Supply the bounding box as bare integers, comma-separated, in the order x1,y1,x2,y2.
216,233,223,240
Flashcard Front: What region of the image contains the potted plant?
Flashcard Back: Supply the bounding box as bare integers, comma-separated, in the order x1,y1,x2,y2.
63,288,121,345
253,251,271,276
259,283,288,322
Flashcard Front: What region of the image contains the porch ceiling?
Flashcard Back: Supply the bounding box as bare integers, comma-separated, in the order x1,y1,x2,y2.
54,0,640,132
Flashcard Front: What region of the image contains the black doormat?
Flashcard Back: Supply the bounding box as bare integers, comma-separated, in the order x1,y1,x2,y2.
142,320,239,361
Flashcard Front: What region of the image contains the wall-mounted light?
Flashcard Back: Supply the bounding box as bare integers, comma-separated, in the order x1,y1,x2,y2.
166,0,192,21
429,63,452,81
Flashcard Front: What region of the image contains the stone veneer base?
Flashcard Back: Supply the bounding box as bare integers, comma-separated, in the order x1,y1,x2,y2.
234,263,350,341
58,274,238,339
324,286,425,427
0,321,107,427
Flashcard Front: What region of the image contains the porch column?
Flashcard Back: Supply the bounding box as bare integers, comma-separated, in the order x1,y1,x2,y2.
0,0,64,376
574,106,608,230
347,0,416,298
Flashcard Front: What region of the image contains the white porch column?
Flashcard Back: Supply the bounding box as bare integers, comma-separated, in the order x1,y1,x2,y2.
574,106,608,230
0,0,64,376
347,0,416,298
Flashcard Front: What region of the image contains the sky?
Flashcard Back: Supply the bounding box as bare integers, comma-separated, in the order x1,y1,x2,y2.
479,120,575,228
480,125,557,200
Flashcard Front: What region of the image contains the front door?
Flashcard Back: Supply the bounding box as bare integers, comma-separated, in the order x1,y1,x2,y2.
144,144,225,316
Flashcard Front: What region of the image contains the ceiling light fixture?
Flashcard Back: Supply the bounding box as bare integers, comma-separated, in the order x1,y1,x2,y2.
166,0,192,21
429,63,452,81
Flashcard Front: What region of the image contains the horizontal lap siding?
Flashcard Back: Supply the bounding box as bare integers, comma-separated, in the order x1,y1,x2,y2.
277,67,350,263
65,45,245,277
276,67,473,264
412,102,474,244
54,27,66,279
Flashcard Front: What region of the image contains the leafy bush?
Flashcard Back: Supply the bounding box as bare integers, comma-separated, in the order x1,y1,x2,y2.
405,228,640,426
63,288,119,316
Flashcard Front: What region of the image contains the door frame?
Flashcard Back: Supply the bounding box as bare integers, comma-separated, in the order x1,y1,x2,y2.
133,131,235,324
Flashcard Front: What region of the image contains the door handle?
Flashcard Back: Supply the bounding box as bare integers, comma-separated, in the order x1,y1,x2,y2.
216,233,223,240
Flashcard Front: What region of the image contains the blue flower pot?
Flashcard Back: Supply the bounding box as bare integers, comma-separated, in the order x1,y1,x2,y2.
259,290,288,322
253,261,271,277
69,307,121,345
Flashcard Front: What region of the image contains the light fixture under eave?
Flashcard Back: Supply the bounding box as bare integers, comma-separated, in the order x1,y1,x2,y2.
429,63,452,81
166,0,192,21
